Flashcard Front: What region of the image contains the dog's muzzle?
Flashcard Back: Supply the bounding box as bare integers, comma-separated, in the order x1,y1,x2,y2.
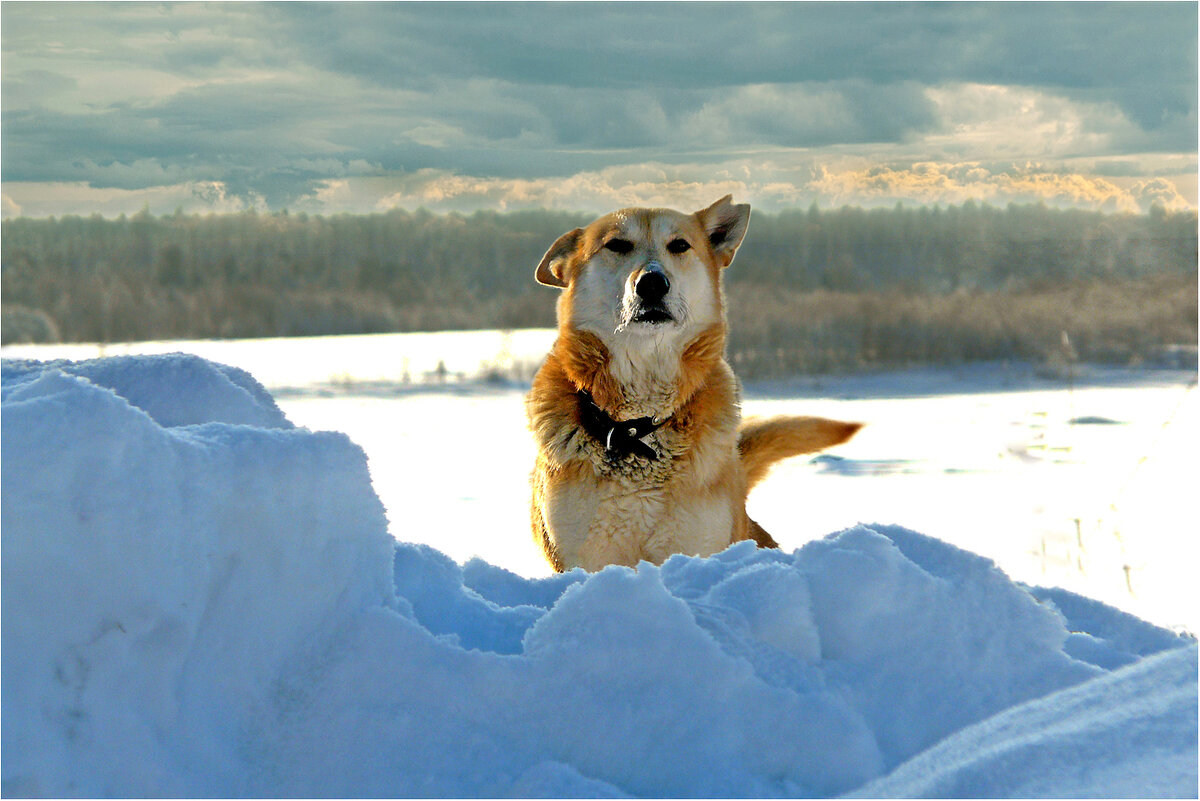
631,261,673,324
635,262,670,304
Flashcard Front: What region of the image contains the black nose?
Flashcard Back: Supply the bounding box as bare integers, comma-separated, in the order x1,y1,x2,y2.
635,268,670,303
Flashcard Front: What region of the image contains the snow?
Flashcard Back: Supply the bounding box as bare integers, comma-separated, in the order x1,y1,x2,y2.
6,331,1197,631
850,644,1197,798
34,329,1193,632
2,352,1197,798
0,328,559,392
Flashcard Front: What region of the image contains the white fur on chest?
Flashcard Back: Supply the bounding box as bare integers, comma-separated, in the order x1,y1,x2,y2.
606,333,684,418
640,491,734,565
547,478,735,571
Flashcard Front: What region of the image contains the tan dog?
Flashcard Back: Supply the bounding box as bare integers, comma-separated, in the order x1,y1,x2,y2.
526,196,860,572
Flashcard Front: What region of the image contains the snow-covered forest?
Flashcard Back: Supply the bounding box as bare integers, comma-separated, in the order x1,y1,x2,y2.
3,203,1196,373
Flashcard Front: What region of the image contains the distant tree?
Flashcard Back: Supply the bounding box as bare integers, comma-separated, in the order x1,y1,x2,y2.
2,203,1195,375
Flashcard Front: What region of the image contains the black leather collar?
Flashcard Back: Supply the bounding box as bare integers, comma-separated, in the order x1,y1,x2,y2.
576,390,666,461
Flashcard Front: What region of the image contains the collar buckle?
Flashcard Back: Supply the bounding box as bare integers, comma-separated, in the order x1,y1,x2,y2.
577,390,667,461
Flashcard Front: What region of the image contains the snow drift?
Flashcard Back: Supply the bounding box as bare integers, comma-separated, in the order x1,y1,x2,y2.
2,354,1196,798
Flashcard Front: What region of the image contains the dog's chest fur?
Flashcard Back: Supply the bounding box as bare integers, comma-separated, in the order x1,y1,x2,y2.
567,480,734,571
533,352,743,571
542,428,737,571
603,331,686,419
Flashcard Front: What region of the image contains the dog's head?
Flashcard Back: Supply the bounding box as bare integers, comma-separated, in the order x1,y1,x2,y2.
535,196,750,346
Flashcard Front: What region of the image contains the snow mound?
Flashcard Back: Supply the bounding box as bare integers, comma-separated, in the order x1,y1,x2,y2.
3,356,1196,798
1,352,291,429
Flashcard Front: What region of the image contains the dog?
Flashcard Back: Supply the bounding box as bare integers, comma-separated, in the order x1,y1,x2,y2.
526,196,861,572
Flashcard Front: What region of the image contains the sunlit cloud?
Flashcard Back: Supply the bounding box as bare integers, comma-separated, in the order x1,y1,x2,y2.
804,162,1139,212
1130,178,1192,212
2,193,23,218
925,85,1126,159
285,161,1188,218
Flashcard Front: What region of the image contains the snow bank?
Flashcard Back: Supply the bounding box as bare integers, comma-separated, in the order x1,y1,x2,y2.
2,354,1196,798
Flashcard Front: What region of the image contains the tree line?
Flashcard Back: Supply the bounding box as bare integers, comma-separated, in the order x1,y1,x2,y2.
2,202,1196,375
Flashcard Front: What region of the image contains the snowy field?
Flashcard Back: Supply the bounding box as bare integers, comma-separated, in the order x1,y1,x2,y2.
8,330,1197,632
2,332,1197,797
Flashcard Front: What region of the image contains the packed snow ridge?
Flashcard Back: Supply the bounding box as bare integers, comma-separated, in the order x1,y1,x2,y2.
2,354,1196,798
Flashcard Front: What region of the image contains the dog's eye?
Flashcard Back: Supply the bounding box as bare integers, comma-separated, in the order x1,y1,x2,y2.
666,238,691,255
604,238,634,255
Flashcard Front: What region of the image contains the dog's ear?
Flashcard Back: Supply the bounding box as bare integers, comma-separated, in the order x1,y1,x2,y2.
535,228,582,288
696,195,751,268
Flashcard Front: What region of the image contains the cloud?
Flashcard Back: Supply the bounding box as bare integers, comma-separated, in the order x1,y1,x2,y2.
273,4,1195,116
1,3,1194,217
681,81,936,149
1130,178,1192,213
803,161,1149,213
918,82,1196,163
1091,160,1155,178
286,160,1183,217
5,157,1192,219
272,3,1196,145
6,72,1179,203
0,180,263,218
1,69,78,110
366,166,752,215
2,193,23,218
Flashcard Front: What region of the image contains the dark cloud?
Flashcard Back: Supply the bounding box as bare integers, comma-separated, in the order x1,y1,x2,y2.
692,80,938,148
1,2,1194,213
276,3,1195,135
1,69,78,110
1091,160,1151,178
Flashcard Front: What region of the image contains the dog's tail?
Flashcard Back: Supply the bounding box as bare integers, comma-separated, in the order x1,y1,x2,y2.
737,416,862,492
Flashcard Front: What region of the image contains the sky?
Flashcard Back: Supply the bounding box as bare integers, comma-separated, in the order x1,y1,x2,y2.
1,2,1196,219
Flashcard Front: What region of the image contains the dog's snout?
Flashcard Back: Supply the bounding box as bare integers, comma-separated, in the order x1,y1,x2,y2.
635,266,670,303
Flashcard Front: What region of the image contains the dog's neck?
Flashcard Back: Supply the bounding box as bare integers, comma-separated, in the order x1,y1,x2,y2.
604,331,685,419
557,323,726,421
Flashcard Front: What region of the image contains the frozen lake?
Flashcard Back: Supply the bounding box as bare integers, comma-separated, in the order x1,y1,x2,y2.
5,330,1197,632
